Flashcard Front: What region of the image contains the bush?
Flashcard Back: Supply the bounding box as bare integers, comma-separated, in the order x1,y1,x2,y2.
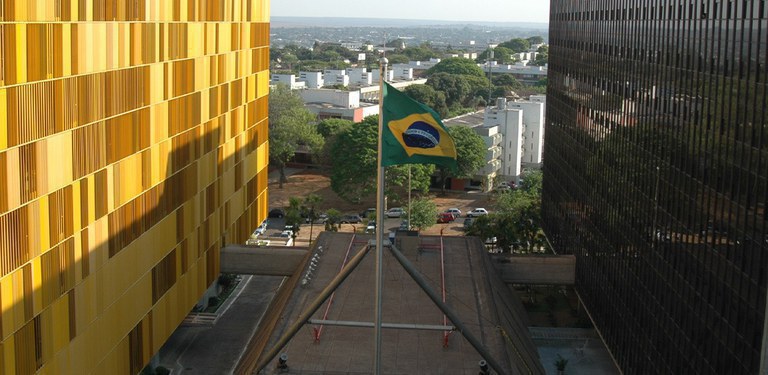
208,296,220,307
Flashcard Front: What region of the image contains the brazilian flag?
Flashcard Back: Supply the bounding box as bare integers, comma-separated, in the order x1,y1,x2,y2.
381,82,458,171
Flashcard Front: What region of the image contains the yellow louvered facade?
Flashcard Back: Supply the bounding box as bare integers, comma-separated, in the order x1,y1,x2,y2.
0,1,270,373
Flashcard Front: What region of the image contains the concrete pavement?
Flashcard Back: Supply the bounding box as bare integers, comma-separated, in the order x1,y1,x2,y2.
156,275,285,374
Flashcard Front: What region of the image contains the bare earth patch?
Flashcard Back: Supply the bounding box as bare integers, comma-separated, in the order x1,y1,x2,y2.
268,169,494,237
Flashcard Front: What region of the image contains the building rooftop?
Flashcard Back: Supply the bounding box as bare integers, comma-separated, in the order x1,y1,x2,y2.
444,110,485,128
256,232,543,374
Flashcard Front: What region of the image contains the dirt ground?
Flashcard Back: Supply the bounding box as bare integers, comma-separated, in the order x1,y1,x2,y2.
267,169,494,237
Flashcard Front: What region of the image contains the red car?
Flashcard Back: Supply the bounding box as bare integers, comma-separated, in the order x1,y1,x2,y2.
437,212,455,223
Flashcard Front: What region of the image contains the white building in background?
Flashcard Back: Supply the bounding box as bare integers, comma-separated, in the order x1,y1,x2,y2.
297,88,378,122
484,97,545,180
270,74,306,89
371,68,394,84
345,68,373,86
391,65,414,80
299,88,359,109
444,111,502,191
484,100,524,180
299,71,324,89
485,62,548,85
323,69,350,87
505,100,545,166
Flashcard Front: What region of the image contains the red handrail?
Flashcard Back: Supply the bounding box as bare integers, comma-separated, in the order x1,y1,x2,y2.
440,232,451,347
313,234,357,342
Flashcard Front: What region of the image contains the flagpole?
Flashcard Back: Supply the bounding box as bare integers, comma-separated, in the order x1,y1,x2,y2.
374,56,388,374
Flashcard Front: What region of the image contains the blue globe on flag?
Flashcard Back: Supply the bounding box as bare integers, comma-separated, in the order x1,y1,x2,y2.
402,121,440,149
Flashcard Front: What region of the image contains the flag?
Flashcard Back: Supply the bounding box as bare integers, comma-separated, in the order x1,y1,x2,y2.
381,82,458,171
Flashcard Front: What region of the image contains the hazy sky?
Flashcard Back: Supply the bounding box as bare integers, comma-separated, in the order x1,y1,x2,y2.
271,0,550,24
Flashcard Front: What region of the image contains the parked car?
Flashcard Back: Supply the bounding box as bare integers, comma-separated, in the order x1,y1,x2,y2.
254,219,269,235
365,221,376,233
466,208,489,218
359,208,376,219
444,208,462,219
494,184,511,193
386,207,405,218
278,230,293,238
313,212,329,224
437,212,455,223
268,208,285,218
463,218,474,231
339,214,362,224
399,219,411,231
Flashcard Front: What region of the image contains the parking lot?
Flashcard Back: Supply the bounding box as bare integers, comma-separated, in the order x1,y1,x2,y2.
262,169,494,244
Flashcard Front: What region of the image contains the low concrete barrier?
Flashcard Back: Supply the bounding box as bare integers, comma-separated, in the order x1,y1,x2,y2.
493,254,576,285
220,246,308,276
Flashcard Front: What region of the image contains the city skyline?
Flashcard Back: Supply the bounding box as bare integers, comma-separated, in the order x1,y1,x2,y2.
271,0,550,24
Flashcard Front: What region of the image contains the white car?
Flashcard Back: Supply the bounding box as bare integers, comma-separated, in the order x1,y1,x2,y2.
444,208,462,218
466,208,489,218
386,207,405,218
365,221,376,234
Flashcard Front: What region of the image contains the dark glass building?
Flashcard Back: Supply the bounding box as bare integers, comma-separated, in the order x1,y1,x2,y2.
543,1,767,374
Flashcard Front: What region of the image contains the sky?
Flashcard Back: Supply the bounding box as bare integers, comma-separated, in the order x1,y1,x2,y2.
270,0,550,24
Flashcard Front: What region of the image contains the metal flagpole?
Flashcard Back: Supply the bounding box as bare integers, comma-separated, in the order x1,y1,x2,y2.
374,56,388,374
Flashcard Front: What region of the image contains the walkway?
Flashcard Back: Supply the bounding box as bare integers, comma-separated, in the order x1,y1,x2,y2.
156,275,285,374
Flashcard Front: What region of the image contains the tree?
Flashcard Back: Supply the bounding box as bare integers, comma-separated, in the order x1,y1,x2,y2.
527,36,545,45
426,73,473,108
385,54,410,64
316,118,354,138
477,46,514,64
304,194,322,245
285,197,303,246
409,198,437,230
269,84,323,187
403,85,449,118
324,208,341,232
437,125,486,194
426,57,486,78
493,74,523,90
498,38,531,53
402,45,438,61
532,45,549,66
329,115,435,203
281,52,298,71
329,118,378,203
519,170,543,194
317,118,353,165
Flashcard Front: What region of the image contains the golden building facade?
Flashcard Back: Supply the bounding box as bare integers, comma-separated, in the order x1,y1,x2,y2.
0,1,270,373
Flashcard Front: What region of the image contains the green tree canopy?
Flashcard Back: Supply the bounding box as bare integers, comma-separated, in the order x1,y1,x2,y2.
493,74,523,90
409,198,438,230
426,72,473,108
269,84,322,187
467,171,546,253
437,125,486,194
526,36,545,45
385,54,410,64
329,118,378,203
402,85,449,118
477,46,514,64
426,57,486,78
402,45,438,61
285,197,303,245
498,38,531,53
316,118,354,138
532,45,548,66
329,115,435,203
